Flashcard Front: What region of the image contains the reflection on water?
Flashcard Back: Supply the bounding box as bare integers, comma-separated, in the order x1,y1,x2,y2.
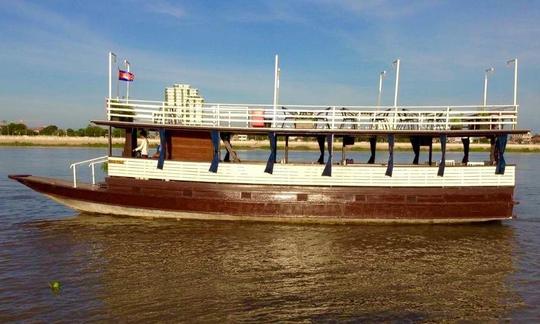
1,215,521,322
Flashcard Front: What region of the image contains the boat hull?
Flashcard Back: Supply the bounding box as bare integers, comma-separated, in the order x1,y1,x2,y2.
8,175,515,224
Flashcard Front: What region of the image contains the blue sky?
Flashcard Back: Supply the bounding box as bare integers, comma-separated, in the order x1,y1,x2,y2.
0,0,539,131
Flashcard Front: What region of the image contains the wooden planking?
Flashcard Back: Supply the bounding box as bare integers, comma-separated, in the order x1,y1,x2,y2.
108,157,515,187
10,175,514,221
168,130,213,162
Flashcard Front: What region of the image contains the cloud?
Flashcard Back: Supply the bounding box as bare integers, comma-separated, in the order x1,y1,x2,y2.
144,1,186,19
223,1,307,24
312,0,442,19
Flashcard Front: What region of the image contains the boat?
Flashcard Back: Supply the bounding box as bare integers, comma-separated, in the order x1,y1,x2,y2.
9,54,528,224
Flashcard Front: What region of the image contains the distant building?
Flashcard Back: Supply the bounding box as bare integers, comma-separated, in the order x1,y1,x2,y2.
510,131,532,144
532,134,540,144
31,126,45,134
165,84,205,125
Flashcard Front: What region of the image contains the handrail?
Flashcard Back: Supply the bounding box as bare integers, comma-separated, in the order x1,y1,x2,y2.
69,155,108,188
106,97,519,132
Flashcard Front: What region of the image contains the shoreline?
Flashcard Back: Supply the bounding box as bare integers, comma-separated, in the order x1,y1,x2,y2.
1,135,539,152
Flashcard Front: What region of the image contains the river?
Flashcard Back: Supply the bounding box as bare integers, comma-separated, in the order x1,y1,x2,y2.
0,147,538,321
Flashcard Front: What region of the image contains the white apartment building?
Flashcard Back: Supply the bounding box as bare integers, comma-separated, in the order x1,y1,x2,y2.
164,84,205,125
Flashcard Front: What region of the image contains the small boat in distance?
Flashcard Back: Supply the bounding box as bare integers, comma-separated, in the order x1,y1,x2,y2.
9,54,528,223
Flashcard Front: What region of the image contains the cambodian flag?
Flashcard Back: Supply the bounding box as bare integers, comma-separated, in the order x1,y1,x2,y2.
118,70,135,81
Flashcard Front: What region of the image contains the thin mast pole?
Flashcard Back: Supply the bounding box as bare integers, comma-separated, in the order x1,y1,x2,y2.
377,71,386,107
483,67,494,109
125,60,131,103
513,59,518,130
108,52,116,157
483,73,488,107
273,54,279,128
512,59,518,106
507,58,518,129
392,59,400,130
393,59,400,107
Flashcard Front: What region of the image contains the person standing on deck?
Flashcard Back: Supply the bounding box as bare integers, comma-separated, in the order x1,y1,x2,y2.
133,130,149,158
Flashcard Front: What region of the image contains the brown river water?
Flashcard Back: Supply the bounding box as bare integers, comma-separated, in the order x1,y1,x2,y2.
1,148,539,322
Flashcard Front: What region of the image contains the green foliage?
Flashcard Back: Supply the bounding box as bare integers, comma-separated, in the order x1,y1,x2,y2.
112,128,125,138
40,125,59,135
0,122,33,135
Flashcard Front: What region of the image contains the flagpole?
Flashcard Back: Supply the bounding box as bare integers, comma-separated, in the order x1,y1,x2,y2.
108,52,116,157
124,59,131,103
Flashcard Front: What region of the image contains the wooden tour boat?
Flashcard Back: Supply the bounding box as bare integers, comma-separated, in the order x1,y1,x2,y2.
9,54,528,223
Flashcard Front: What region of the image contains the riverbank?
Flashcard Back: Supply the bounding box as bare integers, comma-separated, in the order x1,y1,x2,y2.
1,135,539,152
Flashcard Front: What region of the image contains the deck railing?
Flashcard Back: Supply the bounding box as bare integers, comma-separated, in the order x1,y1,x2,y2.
106,98,518,131
69,155,108,188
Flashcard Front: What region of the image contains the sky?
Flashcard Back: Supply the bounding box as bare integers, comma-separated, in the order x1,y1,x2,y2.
0,0,539,131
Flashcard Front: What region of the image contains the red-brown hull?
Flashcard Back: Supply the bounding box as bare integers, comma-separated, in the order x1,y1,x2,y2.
8,175,515,223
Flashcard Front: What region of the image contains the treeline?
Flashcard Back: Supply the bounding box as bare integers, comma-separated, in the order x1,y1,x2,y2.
0,123,124,137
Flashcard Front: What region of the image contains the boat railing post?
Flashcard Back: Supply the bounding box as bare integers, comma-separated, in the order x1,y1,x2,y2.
445,106,450,130
72,166,77,188
331,106,336,129
161,102,165,125
91,164,96,185
217,104,221,127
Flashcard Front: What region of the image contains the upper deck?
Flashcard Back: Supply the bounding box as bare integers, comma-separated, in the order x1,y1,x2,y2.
104,98,522,135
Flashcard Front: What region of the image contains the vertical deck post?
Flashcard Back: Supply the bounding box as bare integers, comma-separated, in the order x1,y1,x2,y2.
265,132,277,174
385,134,395,177
91,164,96,185
367,136,377,164
72,167,77,188
438,135,447,177
285,135,289,163
461,137,470,164
209,130,220,173
322,134,333,177
495,134,508,175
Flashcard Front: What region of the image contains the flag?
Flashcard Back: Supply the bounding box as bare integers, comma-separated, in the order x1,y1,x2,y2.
118,70,135,81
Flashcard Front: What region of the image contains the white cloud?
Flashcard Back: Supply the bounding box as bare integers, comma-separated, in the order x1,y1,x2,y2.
145,1,186,19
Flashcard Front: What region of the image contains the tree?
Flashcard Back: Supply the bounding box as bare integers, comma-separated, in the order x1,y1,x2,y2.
6,123,28,135
84,125,107,137
40,125,59,135
66,128,75,136
112,128,124,137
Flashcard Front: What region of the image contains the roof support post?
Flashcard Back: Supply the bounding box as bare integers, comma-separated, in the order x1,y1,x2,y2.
157,129,167,170
461,137,470,164
367,136,377,164
495,134,508,174
322,134,333,177
209,130,220,173
385,134,395,177
437,134,447,177
264,132,277,174
317,135,325,164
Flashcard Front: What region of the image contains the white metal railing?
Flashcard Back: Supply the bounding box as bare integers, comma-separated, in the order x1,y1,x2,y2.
106,98,518,131
107,157,515,188
69,155,108,188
